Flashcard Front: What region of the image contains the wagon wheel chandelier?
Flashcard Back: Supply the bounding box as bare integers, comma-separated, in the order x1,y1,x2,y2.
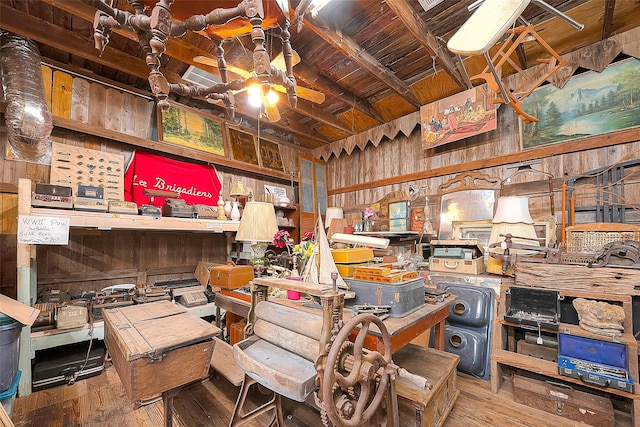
91,0,297,122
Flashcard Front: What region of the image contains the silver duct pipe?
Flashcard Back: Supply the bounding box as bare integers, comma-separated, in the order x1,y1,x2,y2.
0,31,53,163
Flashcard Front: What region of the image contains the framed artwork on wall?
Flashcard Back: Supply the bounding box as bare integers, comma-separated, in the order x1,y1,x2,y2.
159,102,225,156
388,201,408,232
226,126,259,166
521,58,640,150
258,138,285,172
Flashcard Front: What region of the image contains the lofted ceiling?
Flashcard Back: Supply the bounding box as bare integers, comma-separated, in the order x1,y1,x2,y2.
1,0,639,151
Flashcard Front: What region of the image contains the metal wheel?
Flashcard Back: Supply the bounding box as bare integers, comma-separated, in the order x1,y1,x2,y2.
321,313,392,427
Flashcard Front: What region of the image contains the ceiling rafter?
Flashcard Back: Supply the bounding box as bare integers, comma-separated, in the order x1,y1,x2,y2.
384,0,469,90
602,0,616,40
301,16,423,108
7,1,331,147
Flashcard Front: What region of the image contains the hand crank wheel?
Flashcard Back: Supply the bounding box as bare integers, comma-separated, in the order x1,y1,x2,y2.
321,313,392,427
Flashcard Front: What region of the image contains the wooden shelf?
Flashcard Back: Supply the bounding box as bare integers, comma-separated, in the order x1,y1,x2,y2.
29,207,239,233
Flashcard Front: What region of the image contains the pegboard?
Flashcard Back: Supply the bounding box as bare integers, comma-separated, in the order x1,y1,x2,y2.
50,141,125,201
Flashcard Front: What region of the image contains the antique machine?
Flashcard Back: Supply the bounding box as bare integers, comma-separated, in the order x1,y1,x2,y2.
231,273,400,427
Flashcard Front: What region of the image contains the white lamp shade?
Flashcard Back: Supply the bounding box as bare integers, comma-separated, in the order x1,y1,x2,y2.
492,196,533,224
236,201,278,243
325,207,344,228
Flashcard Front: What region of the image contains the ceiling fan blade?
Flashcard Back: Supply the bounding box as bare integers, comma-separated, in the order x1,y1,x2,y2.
193,55,252,79
263,99,281,122
270,50,301,72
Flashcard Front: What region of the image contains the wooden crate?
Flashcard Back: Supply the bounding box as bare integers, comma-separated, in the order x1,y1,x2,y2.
393,344,460,427
103,301,219,402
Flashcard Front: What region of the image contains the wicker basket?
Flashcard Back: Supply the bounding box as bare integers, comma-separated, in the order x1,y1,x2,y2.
565,223,640,254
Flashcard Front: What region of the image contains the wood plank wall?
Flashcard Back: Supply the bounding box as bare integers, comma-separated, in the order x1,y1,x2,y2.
326,106,640,226
0,68,301,299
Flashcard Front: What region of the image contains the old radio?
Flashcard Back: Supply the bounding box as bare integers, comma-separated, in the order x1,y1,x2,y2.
31,184,74,209
163,198,195,218
75,185,107,212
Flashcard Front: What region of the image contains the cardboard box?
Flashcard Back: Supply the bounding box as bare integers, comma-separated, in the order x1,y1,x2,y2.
194,261,222,288
103,301,219,402
429,240,485,274
0,294,40,326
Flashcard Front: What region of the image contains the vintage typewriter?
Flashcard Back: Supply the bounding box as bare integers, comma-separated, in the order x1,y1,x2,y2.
558,334,634,393
31,184,74,209
193,204,218,219
163,198,195,218
138,204,161,218
75,185,107,212
504,287,561,331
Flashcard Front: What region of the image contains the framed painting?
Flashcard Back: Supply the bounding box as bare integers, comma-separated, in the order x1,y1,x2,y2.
258,138,285,172
159,103,225,156
521,58,640,149
226,126,259,166
420,84,498,149
388,201,408,232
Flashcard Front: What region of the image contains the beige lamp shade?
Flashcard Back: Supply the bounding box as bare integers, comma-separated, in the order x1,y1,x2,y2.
236,201,278,243
230,181,247,198
492,196,533,224
325,207,344,229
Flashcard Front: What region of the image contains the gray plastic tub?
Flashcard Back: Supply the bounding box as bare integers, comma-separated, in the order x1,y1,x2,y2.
0,314,21,393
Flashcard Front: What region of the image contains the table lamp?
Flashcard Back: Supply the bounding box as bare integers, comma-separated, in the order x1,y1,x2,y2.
236,201,279,276
487,195,539,274
229,181,246,221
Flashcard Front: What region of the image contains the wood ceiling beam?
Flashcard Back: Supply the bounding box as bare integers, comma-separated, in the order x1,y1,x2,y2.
291,98,354,133
293,61,384,123
385,0,468,90
602,0,616,40
302,17,423,108
2,2,329,148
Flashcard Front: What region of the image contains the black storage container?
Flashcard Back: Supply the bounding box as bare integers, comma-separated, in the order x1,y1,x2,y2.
33,341,105,391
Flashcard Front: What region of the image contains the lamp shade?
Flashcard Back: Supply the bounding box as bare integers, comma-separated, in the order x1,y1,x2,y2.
230,181,247,198
325,207,344,229
492,196,533,224
236,201,278,243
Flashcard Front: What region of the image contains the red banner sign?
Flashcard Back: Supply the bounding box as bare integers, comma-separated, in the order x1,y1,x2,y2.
124,151,221,207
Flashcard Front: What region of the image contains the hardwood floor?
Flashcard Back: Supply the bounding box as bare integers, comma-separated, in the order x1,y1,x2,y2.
10,363,633,427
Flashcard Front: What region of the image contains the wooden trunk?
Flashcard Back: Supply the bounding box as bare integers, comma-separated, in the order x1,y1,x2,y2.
393,344,460,427
512,374,615,427
103,301,219,403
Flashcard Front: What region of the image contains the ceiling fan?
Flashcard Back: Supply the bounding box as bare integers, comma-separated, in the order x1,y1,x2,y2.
193,48,325,122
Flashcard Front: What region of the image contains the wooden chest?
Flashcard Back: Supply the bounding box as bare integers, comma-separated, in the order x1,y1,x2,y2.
512,374,615,427
103,300,220,403
393,344,460,427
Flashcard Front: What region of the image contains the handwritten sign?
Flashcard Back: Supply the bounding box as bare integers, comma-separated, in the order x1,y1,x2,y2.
17,215,70,245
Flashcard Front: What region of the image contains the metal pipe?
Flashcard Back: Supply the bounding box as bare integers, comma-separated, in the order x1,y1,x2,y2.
532,0,584,30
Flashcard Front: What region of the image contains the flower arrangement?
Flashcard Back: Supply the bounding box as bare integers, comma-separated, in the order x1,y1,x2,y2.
362,207,376,220
273,229,292,250
293,231,315,275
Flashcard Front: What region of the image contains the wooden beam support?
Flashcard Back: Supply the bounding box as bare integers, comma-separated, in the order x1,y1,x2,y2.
385,0,468,90
4,2,329,148
328,127,640,196
602,0,617,40
293,61,384,123
303,17,423,108
290,98,354,134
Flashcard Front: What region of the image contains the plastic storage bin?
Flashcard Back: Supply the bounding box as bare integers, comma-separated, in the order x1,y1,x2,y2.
0,370,21,418
0,313,21,393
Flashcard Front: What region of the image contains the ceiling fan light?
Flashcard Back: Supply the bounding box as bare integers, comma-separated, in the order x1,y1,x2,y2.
265,89,279,105
248,84,263,107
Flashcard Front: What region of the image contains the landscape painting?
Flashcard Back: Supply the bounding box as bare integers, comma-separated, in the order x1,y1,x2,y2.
160,104,225,156
420,84,498,149
521,58,640,149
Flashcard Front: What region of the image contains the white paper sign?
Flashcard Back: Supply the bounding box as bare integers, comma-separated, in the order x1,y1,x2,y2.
264,185,286,199
17,215,70,245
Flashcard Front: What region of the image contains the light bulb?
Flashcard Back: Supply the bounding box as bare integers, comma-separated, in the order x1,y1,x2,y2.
247,84,262,107
265,89,279,105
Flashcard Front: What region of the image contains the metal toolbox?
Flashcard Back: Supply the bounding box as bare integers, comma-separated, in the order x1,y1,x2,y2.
504,286,560,330
33,341,106,391
345,277,425,318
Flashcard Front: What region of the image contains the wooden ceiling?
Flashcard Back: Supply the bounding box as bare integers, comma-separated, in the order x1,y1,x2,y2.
1,0,639,150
